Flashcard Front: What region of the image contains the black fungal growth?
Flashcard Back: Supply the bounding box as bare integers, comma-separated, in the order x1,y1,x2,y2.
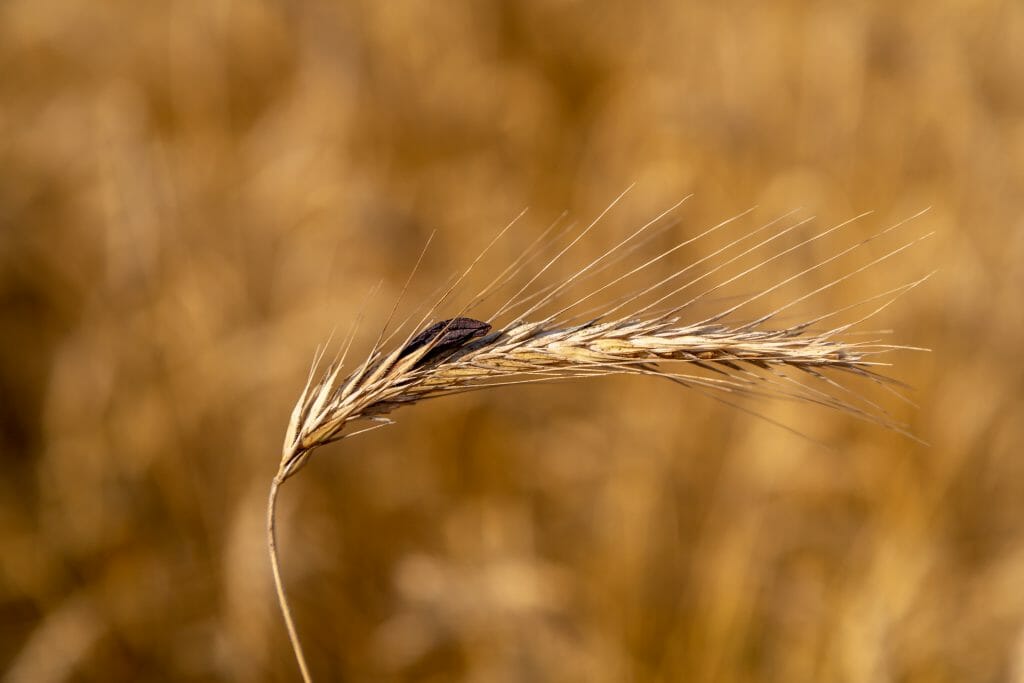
399,317,492,367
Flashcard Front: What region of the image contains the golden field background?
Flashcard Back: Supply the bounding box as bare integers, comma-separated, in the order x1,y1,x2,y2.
2,1,1023,681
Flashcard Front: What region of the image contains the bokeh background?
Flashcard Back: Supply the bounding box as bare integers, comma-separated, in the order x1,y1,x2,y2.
2,1,1023,681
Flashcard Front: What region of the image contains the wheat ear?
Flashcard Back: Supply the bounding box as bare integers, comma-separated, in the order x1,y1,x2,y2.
270,198,931,680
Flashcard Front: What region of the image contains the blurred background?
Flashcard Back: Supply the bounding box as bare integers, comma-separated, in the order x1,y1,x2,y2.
2,1,1023,681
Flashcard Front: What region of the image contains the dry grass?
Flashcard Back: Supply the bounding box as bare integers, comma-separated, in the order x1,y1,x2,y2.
3,2,1024,681
271,198,930,678
285,208,930,476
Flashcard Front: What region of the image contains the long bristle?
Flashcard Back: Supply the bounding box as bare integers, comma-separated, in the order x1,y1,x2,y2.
278,202,929,480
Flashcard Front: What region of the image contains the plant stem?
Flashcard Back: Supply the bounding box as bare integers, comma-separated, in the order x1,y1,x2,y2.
267,475,313,682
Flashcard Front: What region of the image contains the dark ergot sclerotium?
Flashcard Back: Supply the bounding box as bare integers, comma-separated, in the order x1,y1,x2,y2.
399,317,492,366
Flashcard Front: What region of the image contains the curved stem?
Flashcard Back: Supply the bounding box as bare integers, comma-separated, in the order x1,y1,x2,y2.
267,475,313,682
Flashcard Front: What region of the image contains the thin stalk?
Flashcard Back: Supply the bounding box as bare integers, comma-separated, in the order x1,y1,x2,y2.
267,475,313,683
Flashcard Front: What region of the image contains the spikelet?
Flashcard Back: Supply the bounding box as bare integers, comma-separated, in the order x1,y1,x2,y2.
279,196,931,482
